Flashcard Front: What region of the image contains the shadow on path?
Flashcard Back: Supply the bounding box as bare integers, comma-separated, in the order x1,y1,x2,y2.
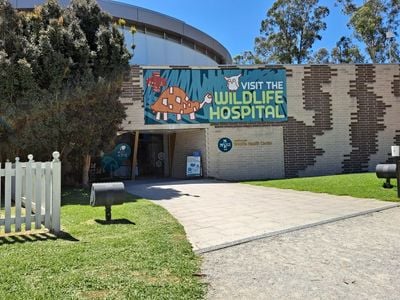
131,186,201,201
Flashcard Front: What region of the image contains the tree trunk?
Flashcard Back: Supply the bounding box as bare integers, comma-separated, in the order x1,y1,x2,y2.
82,154,91,187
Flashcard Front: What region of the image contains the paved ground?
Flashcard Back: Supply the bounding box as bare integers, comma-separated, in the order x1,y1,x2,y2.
202,207,400,300
124,179,397,252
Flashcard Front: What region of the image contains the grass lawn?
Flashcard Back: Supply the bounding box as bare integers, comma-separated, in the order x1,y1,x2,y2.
247,173,399,202
0,189,205,300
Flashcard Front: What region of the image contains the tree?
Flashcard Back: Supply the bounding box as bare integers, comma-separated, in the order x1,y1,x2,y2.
255,0,329,64
331,36,365,63
0,0,131,186
311,37,365,64
337,0,400,62
310,48,331,63
0,0,43,158
65,0,130,185
232,51,262,65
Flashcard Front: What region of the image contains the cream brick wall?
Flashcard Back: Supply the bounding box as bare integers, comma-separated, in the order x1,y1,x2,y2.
369,65,400,168
121,101,145,130
299,65,356,176
207,126,285,180
287,66,315,126
171,129,207,178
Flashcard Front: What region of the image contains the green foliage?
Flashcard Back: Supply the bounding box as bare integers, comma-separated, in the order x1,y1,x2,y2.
331,36,365,63
247,173,399,202
311,36,365,63
0,0,131,184
255,0,329,64
0,1,43,156
70,0,112,51
232,50,263,65
337,0,400,63
310,47,331,63
0,190,205,299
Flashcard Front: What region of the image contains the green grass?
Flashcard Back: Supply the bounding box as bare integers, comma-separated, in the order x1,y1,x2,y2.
0,189,205,300
246,173,399,202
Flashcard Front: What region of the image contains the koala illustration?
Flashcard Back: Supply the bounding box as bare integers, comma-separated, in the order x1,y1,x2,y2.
224,74,242,91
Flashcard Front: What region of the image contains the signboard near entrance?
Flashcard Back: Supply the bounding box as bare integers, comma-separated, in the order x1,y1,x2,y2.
186,156,202,177
143,68,287,124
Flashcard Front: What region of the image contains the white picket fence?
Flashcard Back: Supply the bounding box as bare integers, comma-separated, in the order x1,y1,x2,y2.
0,152,61,234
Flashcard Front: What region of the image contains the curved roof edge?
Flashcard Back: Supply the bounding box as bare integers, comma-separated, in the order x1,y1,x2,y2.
10,0,232,64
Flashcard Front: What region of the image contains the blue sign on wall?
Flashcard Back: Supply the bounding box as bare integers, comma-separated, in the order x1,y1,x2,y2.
143,68,287,124
218,137,233,152
101,143,132,172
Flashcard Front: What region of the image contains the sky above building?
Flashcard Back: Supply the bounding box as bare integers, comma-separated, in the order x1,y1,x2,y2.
120,0,353,58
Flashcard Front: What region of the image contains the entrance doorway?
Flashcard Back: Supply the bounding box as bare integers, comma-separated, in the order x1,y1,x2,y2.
137,134,165,178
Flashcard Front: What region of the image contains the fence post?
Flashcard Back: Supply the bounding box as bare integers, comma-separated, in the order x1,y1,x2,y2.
5,160,12,233
44,162,51,229
15,157,22,232
51,151,61,234
25,154,34,231
35,161,42,229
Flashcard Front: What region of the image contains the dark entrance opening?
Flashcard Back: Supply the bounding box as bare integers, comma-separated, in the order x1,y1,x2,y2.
137,134,165,178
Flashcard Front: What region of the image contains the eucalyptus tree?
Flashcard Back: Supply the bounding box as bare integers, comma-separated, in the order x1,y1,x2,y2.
337,0,400,62
331,36,365,63
255,0,329,64
310,48,331,63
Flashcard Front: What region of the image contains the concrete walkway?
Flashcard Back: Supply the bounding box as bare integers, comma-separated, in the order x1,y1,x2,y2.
202,207,400,299
124,179,398,252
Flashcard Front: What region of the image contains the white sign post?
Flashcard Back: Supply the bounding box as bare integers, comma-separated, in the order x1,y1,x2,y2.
391,145,400,157
392,146,400,198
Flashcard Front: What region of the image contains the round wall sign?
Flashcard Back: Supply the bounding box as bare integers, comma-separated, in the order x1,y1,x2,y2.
114,143,132,160
218,137,233,152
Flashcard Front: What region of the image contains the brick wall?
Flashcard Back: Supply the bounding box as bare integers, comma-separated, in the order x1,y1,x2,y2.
171,129,207,178
207,126,285,180
120,64,400,180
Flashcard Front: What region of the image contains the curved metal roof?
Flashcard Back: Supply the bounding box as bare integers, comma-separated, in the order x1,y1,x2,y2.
10,0,232,64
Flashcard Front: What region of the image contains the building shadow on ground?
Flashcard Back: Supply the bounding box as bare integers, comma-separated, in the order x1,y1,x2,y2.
123,178,227,201
127,186,201,201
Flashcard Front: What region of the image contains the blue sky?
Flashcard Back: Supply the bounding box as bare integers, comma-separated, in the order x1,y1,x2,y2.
120,0,353,57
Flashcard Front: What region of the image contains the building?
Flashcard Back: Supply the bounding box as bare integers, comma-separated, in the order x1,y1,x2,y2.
13,1,400,181
12,0,231,66
120,64,400,181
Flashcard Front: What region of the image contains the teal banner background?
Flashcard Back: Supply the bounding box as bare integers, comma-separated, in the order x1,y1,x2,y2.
143,68,287,124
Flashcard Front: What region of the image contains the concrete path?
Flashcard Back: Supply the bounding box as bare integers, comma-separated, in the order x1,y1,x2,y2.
124,179,398,252
202,207,400,299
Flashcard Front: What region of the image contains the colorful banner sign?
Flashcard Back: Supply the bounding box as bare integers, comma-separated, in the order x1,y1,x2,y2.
143,68,287,124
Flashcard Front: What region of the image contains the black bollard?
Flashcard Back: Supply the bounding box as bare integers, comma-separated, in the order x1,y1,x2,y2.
397,158,400,198
105,205,112,221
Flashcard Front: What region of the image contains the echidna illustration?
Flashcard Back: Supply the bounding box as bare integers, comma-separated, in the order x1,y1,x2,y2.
151,86,213,121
